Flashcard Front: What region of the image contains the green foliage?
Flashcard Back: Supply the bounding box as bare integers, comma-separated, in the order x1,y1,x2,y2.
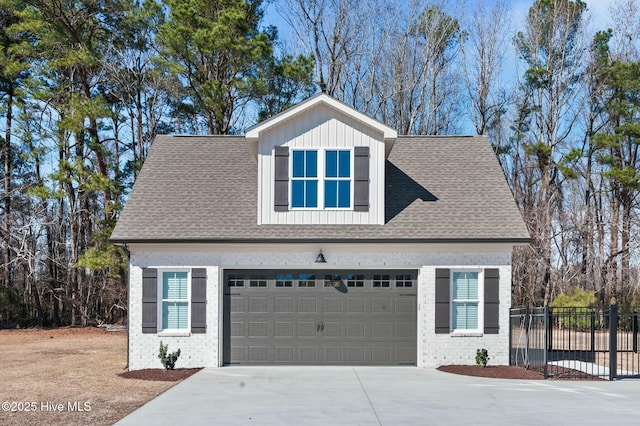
255,53,315,121
158,341,181,370
550,287,596,307
475,349,489,368
550,288,597,329
158,0,280,133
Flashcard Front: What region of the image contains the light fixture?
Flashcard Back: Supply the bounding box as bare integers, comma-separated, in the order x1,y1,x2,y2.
315,250,327,263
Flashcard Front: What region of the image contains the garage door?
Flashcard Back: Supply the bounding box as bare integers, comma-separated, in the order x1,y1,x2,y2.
223,270,417,365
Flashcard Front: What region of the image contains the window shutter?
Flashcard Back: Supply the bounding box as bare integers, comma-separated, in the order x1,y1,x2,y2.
484,269,500,334
142,268,158,334
435,268,450,333
191,268,207,334
354,146,369,212
274,146,289,211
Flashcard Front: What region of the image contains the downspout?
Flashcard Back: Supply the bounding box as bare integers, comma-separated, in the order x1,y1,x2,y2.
122,243,130,370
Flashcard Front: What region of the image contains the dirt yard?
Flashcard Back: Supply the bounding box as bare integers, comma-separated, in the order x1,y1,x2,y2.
0,327,188,425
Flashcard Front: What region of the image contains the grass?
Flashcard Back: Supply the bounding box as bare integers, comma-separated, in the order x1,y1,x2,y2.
0,327,177,425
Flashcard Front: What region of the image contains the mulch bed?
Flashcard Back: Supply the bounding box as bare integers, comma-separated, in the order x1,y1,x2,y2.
438,365,603,380
119,368,202,382
438,365,544,379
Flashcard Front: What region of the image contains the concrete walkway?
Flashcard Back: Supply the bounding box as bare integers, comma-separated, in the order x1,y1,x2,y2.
117,367,640,425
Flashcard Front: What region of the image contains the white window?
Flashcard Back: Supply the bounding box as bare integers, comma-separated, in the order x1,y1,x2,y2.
290,149,352,209
160,271,189,331
451,271,482,332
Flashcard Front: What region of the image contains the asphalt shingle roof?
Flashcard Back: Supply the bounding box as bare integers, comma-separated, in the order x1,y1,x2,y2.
110,134,530,243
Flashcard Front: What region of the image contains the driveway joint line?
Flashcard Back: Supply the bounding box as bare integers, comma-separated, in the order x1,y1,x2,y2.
352,367,382,426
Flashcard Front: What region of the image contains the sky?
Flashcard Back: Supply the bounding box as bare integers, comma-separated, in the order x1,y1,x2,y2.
263,0,620,46
261,0,625,134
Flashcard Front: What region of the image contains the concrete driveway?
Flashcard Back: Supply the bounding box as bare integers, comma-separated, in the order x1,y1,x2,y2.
117,367,640,425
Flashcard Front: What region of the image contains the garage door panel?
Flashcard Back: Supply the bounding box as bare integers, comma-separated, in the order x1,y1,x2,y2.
297,297,318,313
230,321,245,337
297,321,318,337
275,297,294,313
371,322,391,338
323,297,343,313
275,346,294,362
345,322,366,338
324,346,342,362
372,347,392,362
224,270,417,365
248,346,269,362
395,322,415,338
230,296,246,313
249,322,268,337
346,298,366,313
372,298,391,313
395,347,416,363
274,321,294,337
395,297,416,313
298,346,318,362
323,321,343,337
346,347,366,362
230,346,245,362
249,297,269,313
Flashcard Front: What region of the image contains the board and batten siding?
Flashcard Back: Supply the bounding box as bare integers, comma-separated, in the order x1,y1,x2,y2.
257,103,386,225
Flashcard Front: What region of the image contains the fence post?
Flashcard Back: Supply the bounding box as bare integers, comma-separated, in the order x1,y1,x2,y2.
547,306,553,352
609,303,618,381
509,309,513,365
633,312,638,354
591,311,596,354
543,305,549,379
524,306,530,366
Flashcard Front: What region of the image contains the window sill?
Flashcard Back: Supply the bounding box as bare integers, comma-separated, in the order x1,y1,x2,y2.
157,331,191,337
450,331,484,337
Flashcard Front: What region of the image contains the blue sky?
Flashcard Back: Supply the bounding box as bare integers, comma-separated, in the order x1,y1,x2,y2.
263,0,618,46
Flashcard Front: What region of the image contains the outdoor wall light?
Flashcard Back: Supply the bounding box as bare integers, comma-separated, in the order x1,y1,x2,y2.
315,250,327,263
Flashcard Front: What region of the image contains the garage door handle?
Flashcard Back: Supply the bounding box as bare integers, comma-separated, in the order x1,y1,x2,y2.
317,321,324,332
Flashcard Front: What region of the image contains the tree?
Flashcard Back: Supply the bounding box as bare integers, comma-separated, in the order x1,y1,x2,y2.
513,0,588,305
594,61,640,302
159,0,284,134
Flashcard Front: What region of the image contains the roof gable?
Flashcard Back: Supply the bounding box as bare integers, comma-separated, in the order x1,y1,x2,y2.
245,93,397,140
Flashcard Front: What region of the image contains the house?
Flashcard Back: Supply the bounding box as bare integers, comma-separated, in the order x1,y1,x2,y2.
110,93,530,370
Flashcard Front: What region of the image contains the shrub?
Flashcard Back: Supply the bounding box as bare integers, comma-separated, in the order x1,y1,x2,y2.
475,349,489,368
550,287,597,330
158,341,181,370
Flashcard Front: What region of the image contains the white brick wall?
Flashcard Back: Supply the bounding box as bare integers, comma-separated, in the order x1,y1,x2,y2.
127,243,513,370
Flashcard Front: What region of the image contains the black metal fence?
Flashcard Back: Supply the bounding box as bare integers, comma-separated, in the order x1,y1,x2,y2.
509,305,640,380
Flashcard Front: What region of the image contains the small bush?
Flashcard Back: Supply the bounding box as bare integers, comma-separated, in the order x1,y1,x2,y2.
475,348,489,368
158,341,181,370
550,287,597,330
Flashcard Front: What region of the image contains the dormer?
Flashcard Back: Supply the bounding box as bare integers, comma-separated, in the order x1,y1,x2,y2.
246,94,397,225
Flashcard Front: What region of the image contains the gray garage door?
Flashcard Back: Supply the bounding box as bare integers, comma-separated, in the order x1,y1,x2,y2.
223,270,417,365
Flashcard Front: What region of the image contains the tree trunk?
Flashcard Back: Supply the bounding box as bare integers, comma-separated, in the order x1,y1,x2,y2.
3,86,13,288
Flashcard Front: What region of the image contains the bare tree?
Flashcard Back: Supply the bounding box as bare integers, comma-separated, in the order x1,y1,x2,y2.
513,0,590,305
460,0,512,137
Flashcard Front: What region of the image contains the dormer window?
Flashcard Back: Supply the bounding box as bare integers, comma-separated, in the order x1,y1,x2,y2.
324,150,351,208
273,145,370,215
291,150,318,208
290,149,352,209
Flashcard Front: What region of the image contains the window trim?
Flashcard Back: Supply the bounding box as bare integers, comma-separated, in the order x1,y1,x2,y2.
289,148,353,210
158,269,191,333
450,269,484,334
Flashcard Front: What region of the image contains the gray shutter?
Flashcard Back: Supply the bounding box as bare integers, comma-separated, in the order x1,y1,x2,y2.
142,268,158,334
191,268,207,334
354,146,369,212
484,269,500,334
435,268,450,334
274,146,289,211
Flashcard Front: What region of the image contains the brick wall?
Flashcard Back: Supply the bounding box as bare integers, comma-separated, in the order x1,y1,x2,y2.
127,243,512,370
